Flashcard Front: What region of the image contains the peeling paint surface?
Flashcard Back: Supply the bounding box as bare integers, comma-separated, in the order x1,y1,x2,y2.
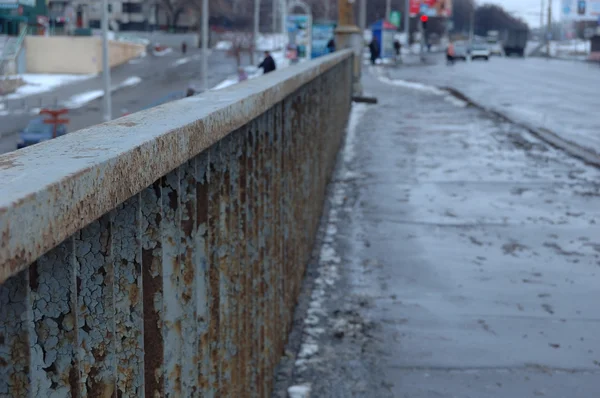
0,271,30,397
112,198,144,396
75,217,115,398
0,56,354,397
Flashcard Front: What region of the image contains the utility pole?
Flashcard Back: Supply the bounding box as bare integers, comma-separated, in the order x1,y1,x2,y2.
101,0,111,121
272,0,277,33
385,0,392,21
469,6,475,42
202,0,208,91
404,0,410,43
325,0,330,21
281,0,287,37
254,0,261,63
540,0,545,33
546,0,552,54
359,0,366,31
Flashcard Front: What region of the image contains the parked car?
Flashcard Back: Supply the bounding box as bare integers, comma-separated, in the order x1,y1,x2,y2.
17,117,68,149
470,44,491,60
453,42,469,61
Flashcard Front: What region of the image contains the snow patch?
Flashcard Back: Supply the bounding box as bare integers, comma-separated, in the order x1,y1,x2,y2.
288,384,312,398
215,40,233,50
120,76,142,87
298,343,319,359
444,95,468,108
64,90,104,108
379,77,468,108
63,76,141,108
3,74,95,99
172,57,190,67
289,103,368,379
378,76,446,95
344,103,369,167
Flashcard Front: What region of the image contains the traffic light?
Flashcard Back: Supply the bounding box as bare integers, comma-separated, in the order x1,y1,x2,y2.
420,14,429,30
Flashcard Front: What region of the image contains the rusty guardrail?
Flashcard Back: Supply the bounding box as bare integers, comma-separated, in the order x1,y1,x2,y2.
0,50,353,397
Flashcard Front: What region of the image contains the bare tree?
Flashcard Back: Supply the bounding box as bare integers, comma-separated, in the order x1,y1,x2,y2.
158,0,187,28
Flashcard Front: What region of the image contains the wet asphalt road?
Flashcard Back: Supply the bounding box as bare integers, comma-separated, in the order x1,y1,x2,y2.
277,72,600,397
0,49,239,155
385,54,600,157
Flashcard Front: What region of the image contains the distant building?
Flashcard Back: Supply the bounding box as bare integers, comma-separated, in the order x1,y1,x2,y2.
46,0,197,32
0,0,48,36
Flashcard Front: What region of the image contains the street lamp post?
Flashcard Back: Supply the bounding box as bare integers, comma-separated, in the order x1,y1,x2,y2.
202,0,208,92
386,0,392,21
335,0,362,95
101,0,111,121
404,0,411,43
469,6,475,43
254,0,261,63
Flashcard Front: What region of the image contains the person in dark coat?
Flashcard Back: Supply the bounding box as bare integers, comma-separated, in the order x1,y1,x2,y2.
369,38,380,65
327,38,336,53
258,51,277,74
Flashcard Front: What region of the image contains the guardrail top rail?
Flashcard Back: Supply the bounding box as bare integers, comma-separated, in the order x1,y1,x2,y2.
0,49,353,397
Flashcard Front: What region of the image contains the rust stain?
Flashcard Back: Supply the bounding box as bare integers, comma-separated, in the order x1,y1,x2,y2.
116,121,138,127
0,152,21,170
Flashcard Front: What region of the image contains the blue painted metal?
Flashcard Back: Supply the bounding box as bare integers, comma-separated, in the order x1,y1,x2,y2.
0,50,354,397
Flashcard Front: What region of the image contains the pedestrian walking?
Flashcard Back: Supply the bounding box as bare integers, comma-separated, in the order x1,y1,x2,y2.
181,41,187,55
327,37,336,53
446,42,455,65
258,51,277,74
393,39,402,63
238,67,248,82
369,37,380,65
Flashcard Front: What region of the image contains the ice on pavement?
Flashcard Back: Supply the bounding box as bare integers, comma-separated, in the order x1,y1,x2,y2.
288,384,312,398
2,74,95,100
377,75,467,108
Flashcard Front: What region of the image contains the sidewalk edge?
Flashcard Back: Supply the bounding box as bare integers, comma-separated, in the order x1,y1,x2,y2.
442,86,600,168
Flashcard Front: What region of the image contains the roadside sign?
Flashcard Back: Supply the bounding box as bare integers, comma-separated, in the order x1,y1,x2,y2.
44,119,70,124
390,11,401,27
40,109,69,138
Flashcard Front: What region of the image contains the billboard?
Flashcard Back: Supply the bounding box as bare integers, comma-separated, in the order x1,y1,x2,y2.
410,0,453,17
311,22,335,59
287,14,312,60
562,0,600,20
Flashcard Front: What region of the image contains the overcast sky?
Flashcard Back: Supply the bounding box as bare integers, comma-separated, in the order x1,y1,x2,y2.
484,0,560,27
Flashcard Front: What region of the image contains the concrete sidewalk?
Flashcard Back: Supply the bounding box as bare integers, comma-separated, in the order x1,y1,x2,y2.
276,73,600,397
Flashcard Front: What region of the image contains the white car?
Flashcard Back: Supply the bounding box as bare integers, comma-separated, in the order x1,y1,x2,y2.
470,44,490,61
489,42,503,56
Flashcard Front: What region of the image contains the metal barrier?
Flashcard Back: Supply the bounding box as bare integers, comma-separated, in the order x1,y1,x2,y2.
0,50,353,397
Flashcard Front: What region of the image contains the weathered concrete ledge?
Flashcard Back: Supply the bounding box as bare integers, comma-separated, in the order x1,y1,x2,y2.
0,50,353,282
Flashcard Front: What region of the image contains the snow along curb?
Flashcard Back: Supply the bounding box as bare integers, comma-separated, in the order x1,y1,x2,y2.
440,86,600,168
376,73,600,168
